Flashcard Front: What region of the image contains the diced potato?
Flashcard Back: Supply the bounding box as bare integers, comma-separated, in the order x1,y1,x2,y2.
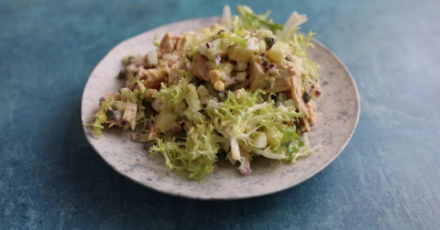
199,39,230,61
220,38,233,54
207,61,217,70
198,42,209,57
228,37,259,62
235,62,248,71
206,47,219,61
258,40,266,53
219,62,234,75
236,71,247,81
228,46,248,62
207,39,222,60
266,41,289,63
254,29,274,41
145,51,158,66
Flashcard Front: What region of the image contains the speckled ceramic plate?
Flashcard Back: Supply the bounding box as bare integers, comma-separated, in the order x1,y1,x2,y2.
81,17,360,200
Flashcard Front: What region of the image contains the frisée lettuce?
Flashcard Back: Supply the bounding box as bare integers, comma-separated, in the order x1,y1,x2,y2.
85,5,322,181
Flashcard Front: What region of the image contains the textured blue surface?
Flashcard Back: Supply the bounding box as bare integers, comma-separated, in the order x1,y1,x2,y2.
1,0,439,229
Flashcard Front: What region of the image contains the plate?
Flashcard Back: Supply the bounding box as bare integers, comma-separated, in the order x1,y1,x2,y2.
81,17,360,200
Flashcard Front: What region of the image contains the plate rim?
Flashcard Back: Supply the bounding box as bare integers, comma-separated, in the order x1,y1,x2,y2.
81,16,361,200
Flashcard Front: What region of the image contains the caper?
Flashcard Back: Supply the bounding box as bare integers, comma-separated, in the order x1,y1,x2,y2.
190,77,204,86
217,29,225,35
229,82,245,91
265,37,277,48
270,94,277,101
105,109,115,119
106,109,121,121
122,55,136,65
117,70,126,79
143,100,156,117
218,91,227,102
285,54,292,62
302,91,312,104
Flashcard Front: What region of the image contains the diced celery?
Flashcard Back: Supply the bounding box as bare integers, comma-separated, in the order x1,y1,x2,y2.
265,126,283,147
185,84,201,112
155,110,177,132
184,109,205,123
174,102,187,117
120,88,131,102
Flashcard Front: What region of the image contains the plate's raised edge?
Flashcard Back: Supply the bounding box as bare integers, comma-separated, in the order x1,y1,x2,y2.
81,17,361,200
251,40,362,199
219,40,361,201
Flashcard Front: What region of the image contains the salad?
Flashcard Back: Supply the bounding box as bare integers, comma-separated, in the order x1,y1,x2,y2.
85,5,322,181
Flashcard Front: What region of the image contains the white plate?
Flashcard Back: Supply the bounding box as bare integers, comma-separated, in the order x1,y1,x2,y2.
81,17,360,200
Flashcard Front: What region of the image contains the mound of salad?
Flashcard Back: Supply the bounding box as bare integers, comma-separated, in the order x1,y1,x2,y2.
85,5,322,181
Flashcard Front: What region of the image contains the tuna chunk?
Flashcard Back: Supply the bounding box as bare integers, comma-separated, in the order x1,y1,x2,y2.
306,100,317,125
175,34,189,58
249,61,266,91
289,73,317,133
289,74,308,117
138,68,167,89
160,33,179,53
168,61,186,86
249,60,293,93
191,52,210,81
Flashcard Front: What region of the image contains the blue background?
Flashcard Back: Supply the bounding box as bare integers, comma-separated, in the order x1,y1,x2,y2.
1,0,439,229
